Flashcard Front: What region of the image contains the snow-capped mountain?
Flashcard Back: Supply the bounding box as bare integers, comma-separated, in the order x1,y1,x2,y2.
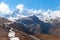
8,15,52,34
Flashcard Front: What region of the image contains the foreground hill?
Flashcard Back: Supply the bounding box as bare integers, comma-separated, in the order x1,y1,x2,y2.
34,34,60,40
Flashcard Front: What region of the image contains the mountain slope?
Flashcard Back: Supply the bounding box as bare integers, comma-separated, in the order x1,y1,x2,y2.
6,15,52,35
34,34,60,40
49,18,60,37
0,17,39,40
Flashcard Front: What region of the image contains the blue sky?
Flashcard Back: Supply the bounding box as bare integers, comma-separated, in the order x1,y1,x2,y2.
0,0,60,10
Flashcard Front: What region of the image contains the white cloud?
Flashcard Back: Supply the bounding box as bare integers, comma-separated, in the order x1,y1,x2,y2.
51,10,60,18
16,4,43,16
0,3,59,21
16,4,60,20
16,4,24,13
27,9,43,15
54,10,60,17
41,9,60,19
0,2,60,21
0,2,11,15
8,17,16,21
6,3,60,21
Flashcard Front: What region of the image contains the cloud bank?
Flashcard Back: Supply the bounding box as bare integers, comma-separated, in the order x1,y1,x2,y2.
0,2,60,21
16,4,60,18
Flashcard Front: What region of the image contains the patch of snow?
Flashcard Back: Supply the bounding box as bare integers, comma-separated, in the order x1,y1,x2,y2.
8,28,20,40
